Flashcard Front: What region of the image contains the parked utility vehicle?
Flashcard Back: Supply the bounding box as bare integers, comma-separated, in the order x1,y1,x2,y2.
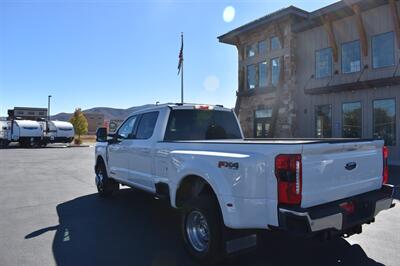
95,103,396,264
7,120,43,147
39,121,74,145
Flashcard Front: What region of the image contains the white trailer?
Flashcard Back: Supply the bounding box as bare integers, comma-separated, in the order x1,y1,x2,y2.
44,121,75,144
10,120,43,147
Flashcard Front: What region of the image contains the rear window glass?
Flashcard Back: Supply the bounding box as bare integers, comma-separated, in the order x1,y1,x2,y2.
164,110,242,141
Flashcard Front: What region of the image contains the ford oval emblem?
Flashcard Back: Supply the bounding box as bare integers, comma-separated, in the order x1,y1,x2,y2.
345,162,357,171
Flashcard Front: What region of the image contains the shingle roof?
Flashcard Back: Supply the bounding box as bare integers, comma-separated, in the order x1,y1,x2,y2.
218,6,309,45
218,0,388,44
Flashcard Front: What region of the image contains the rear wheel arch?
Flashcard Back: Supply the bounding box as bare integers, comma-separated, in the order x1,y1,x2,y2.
175,175,220,208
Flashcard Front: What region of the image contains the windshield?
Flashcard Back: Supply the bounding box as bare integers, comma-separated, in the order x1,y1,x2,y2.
164,109,242,141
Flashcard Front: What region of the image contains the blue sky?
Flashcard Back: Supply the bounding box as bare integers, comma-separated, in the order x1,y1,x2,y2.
0,0,338,116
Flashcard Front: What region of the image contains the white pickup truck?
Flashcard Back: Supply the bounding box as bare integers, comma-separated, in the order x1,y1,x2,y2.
94,103,396,264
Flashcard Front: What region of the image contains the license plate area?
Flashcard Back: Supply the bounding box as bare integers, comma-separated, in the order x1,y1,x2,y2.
343,200,373,225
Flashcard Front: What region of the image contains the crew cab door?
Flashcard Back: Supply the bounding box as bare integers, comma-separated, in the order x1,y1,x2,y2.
127,111,159,192
107,115,138,181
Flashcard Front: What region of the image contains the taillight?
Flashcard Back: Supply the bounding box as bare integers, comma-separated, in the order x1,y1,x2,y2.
275,154,302,205
382,146,389,184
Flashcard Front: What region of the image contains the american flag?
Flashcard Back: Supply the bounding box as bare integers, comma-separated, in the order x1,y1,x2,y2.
177,33,183,75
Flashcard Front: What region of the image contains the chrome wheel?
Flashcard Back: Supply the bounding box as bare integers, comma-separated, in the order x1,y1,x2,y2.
185,210,210,252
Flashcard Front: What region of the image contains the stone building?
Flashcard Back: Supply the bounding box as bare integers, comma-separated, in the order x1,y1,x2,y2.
7,107,48,121
83,113,105,135
219,7,307,138
219,0,400,165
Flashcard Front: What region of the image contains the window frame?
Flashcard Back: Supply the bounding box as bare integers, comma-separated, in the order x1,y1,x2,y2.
258,40,267,55
116,115,139,140
246,43,257,58
135,111,159,140
372,31,396,70
372,98,397,146
315,47,333,79
341,101,363,138
341,40,361,74
314,104,333,138
271,57,280,86
258,61,268,88
270,36,281,51
247,64,257,90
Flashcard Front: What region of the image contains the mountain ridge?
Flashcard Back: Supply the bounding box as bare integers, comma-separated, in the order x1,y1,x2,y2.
51,104,154,121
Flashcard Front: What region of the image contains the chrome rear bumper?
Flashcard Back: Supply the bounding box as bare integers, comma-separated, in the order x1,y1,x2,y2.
277,184,395,234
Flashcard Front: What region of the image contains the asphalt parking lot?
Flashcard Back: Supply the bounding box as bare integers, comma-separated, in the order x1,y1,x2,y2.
0,147,399,266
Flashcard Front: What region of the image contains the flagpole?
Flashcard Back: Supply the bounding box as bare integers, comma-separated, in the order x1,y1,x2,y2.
180,32,184,104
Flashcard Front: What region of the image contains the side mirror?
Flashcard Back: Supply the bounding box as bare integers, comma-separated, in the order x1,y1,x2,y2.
96,127,107,142
108,133,117,144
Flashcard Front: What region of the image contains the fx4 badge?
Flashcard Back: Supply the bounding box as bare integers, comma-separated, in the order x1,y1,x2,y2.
345,162,357,171
218,161,239,170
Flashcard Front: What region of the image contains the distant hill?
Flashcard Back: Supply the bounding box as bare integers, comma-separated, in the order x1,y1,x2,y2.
51,104,154,121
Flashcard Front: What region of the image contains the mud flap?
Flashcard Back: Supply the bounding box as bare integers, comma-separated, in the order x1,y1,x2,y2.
223,228,258,256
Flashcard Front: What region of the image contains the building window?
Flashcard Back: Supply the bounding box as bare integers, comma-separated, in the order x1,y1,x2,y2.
38,111,45,115
16,111,24,115
271,36,281,50
316,48,332,79
255,109,272,118
246,43,257,58
315,105,332,138
254,108,272,138
258,61,268,88
342,102,362,138
247,64,257,90
258,40,267,55
373,99,396,146
342,40,361,74
271,58,280,86
27,111,35,115
372,32,395,69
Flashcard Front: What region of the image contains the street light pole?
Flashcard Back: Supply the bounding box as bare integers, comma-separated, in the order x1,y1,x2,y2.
48,95,52,122
47,95,52,133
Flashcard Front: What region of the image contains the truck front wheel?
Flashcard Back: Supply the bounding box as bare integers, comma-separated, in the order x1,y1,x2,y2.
181,195,224,265
95,163,119,197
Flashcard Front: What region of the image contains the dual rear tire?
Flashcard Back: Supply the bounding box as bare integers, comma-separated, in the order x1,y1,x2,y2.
181,195,225,265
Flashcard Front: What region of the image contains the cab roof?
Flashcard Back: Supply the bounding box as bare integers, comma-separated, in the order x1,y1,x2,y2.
129,103,232,115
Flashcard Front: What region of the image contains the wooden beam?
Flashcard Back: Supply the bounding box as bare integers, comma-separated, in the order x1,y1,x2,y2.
389,0,400,49
352,4,368,57
273,23,284,48
322,15,338,62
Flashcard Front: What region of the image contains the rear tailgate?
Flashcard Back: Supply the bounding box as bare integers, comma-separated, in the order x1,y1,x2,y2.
301,140,384,208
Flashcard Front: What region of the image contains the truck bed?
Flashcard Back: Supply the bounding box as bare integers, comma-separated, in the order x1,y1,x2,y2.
162,138,375,145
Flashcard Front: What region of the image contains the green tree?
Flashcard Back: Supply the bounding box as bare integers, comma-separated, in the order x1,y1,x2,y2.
69,108,88,144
